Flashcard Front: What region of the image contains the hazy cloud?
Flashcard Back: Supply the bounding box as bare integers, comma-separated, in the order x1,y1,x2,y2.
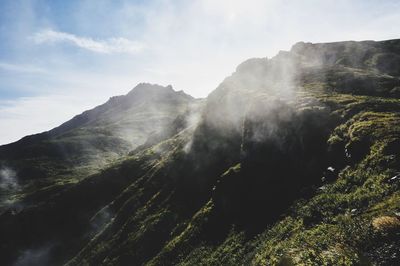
33,29,144,54
15,244,53,266
0,167,18,190
0,62,46,74
0,94,104,144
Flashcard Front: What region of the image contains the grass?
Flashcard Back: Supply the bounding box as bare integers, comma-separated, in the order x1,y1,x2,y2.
3,39,400,265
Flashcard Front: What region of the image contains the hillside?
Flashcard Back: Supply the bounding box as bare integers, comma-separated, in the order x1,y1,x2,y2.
1,39,400,266
0,83,201,210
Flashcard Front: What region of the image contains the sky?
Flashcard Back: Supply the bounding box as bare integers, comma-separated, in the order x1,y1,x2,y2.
0,0,399,145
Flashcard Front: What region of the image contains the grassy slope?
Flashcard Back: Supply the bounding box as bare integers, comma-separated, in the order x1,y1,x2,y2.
0,84,198,210
171,93,400,266
68,40,400,266
1,39,400,266
67,91,399,266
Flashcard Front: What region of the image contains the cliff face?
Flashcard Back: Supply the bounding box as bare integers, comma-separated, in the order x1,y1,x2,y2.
1,39,400,266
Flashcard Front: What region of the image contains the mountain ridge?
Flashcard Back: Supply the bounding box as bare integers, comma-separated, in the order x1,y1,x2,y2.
0,83,196,146
0,83,201,213
1,38,400,265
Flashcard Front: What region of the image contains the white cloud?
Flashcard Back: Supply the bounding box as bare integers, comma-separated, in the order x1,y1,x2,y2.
0,62,47,74
32,29,144,54
0,94,104,144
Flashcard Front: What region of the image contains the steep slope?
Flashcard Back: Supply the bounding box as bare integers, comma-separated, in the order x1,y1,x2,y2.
1,39,400,266
0,83,201,210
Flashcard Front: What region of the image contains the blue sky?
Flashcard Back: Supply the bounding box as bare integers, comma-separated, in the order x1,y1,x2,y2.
0,0,399,144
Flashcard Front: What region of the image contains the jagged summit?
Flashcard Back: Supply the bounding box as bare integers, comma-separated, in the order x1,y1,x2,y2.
126,83,194,100
289,38,398,53
127,83,174,94
290,39,400,74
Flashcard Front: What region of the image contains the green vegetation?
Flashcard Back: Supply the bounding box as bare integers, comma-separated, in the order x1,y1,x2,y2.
1,39,400,265
0,84,199,210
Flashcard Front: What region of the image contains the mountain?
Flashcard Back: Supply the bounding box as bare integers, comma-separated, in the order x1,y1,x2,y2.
1,39,400,266
0,83,201,209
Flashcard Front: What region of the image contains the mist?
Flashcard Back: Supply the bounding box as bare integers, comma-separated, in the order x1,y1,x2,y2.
15,244,54,266
0,166,18,191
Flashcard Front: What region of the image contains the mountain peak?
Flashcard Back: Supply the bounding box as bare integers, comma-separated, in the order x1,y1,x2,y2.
125,83,195,101
127,83,173,95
